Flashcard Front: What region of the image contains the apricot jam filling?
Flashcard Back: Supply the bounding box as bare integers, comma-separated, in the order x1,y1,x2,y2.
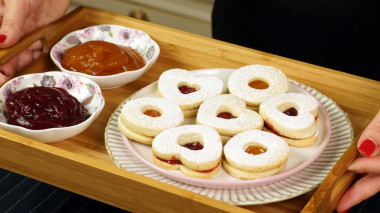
248,80,269,89
217,112,237,119
245,145,267,155
178,85,198,94
143,109,161,117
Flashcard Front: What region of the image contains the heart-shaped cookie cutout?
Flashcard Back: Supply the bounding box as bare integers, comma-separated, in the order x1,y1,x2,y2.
157,69,224,110
196,94,264,137
152,125,223,176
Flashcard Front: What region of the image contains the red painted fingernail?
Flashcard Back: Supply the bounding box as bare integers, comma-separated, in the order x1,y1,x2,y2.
341,208,350,213
345,169,352,173
0,34,6,43
358,139,377,157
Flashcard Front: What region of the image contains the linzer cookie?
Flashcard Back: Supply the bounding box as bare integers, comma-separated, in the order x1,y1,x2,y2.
196,94,263,144
157,69,223,117
223,129,289,179
259,93,319,147
118,97,184,145
228,64,289,111
152,125,223,179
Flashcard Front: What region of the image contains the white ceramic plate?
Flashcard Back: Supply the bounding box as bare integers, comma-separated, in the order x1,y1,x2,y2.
105,68,353,205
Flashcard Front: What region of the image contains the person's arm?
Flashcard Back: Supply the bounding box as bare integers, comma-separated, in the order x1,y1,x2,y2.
336,110,380,212
0,0,70,84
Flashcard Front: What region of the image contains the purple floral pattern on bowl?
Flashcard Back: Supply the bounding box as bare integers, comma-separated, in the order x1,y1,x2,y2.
0,72,105,143
50,25,160,89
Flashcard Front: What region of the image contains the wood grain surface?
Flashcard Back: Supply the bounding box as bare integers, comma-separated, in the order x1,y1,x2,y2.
0,7,379,213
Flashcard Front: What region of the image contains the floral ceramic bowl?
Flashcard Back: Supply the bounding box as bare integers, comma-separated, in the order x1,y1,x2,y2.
50,24,160,89
0,71,104,143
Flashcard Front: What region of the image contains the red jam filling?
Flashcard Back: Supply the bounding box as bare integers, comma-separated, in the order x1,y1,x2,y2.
264,122,294,139
157,156,182,165
283,107,298,116
245,145,267,155
217,112,237,119
181,141,203,150
249,80,269,89
199,163,220,173
178,85,198,94
264,121,283,136
143,109,161,117
6,86,88,130
156,144,220,173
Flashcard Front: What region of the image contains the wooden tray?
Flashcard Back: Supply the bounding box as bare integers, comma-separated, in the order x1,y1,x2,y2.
1,7,379,213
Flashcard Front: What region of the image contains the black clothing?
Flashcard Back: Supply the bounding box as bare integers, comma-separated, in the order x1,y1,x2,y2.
212,0,380,81
0,168,127,212
213,2,380,212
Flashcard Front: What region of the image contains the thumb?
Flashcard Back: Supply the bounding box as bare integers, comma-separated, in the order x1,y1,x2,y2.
0,0,28,48
357,110,380,157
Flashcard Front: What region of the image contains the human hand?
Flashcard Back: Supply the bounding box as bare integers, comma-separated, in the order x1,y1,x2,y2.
0,0,70,84
336,110,380,212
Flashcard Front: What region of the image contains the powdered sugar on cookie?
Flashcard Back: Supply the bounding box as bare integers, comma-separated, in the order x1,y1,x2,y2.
158,69,224,111
228,64,289,107
196,94,263,136
259,93,319,139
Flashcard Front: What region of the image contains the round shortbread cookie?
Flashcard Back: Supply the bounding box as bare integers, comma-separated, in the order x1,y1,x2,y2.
259,93,319,139
118,97,184,144
157,68,224,113
118,120,154,145
196,94,263,137
223,129,289,179
223,159,286,180
228,64,289,107
152,125,223,178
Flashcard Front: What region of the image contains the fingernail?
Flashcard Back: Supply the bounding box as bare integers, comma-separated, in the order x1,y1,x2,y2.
358,138,377,157
341,208,351,213
0,34,6,43
345,169,352,173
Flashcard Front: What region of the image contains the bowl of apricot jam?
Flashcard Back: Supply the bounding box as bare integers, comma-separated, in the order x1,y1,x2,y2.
0,72,105,143
50,24,160,89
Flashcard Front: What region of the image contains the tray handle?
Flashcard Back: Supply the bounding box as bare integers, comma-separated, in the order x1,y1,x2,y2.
302,134,359,212
0,7,85,65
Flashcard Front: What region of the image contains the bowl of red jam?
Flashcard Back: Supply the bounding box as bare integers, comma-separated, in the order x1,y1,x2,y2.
50,24,160,89
0,72,105,143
